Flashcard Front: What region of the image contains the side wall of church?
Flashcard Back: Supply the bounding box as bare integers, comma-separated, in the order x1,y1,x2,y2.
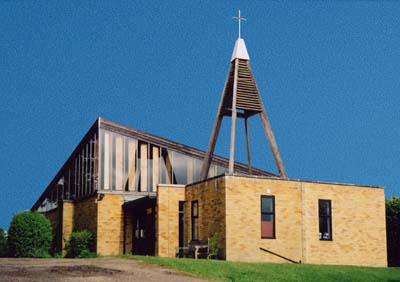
220,176,387,267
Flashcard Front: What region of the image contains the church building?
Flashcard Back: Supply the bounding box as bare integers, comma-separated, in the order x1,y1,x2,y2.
32,16,387,267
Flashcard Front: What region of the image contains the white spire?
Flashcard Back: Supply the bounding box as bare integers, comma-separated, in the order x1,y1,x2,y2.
231,10,249,62
231,38,250,62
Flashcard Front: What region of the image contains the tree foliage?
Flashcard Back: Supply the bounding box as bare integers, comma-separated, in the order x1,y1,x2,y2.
7,211,52,258
386,196,400,267
65,230,96,258
0,227,8,257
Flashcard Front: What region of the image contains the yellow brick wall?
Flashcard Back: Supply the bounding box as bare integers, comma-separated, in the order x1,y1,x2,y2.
61,201,75,252
301,182,387,266
225,176,302,263
224,177,305,263
185,177,226,258
72,196,98,235
96,193,124,255
43,194,125,256
221,176,387,267
156,185,185,257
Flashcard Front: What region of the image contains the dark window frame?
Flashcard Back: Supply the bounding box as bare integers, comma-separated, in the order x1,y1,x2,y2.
179,201,185,248
319,199,333,241
191,200,199,240
261,195,276,239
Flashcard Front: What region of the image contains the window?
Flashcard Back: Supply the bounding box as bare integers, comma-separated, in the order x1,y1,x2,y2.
319,199,332,240
179,201,185,248
261,196,275,239
191,200,199,240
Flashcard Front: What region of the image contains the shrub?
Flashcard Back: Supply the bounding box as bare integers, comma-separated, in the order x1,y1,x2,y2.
0,227,8,257
77,249,97,258
208,233,221,259
65,230,96,258
8,211,52,258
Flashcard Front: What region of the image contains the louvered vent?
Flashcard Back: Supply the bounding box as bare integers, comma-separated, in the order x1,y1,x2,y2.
221,59,262,116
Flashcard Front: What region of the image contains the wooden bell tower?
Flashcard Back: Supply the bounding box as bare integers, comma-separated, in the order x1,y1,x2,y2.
200,11,287,180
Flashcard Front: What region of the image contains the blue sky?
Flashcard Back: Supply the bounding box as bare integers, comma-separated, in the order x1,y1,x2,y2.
0,1,399,230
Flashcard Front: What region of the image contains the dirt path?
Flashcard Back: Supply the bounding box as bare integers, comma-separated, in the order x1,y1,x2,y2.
0,257,209,282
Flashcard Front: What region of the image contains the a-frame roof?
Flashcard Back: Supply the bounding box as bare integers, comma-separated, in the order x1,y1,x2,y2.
99,117,275,176
32,117,276,210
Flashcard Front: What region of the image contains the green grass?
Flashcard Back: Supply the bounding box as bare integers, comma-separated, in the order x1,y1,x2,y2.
121,255,400,282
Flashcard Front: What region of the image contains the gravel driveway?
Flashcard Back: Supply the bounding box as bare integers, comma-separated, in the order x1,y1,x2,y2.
0,257,209,282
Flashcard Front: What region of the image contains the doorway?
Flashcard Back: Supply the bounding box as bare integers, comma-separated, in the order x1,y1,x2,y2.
132,206,155,255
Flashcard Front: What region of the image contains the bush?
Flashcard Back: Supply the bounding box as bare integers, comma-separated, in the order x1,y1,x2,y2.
0,227,8,257
208,233,221,259
8,211,52,258
65,230,96,258
77,249,97,258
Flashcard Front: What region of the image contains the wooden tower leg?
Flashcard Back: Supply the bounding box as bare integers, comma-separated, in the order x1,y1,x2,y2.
228,59,239,174
260,111,287,178
200,114,223,180
244,117,252,174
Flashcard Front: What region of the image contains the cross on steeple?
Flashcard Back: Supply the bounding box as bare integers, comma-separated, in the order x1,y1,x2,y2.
233,10,246,39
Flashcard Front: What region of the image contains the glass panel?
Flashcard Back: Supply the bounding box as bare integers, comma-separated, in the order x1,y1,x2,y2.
100,130,105,190
84,144,89,196
262,214,273,222
192,218,198,240
192,201,198,217
64,169,70,200
193,158,203,183
319,200,330,216
207,164,216,178
77,152,81,198
115,136,123,191
261,197,273,213
172,151,188,185
73,157,78,200
126,139,137,191
152,145,159,192
216,165,227,176
319,200,332,240
261,220,274,238
139,142,148,191
111,134,116,191
319,217,331,240
160,148,172,184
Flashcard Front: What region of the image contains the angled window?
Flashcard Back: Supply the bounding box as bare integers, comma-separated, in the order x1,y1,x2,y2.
319,199,332,240
191,200,199,240
261,196,275,239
